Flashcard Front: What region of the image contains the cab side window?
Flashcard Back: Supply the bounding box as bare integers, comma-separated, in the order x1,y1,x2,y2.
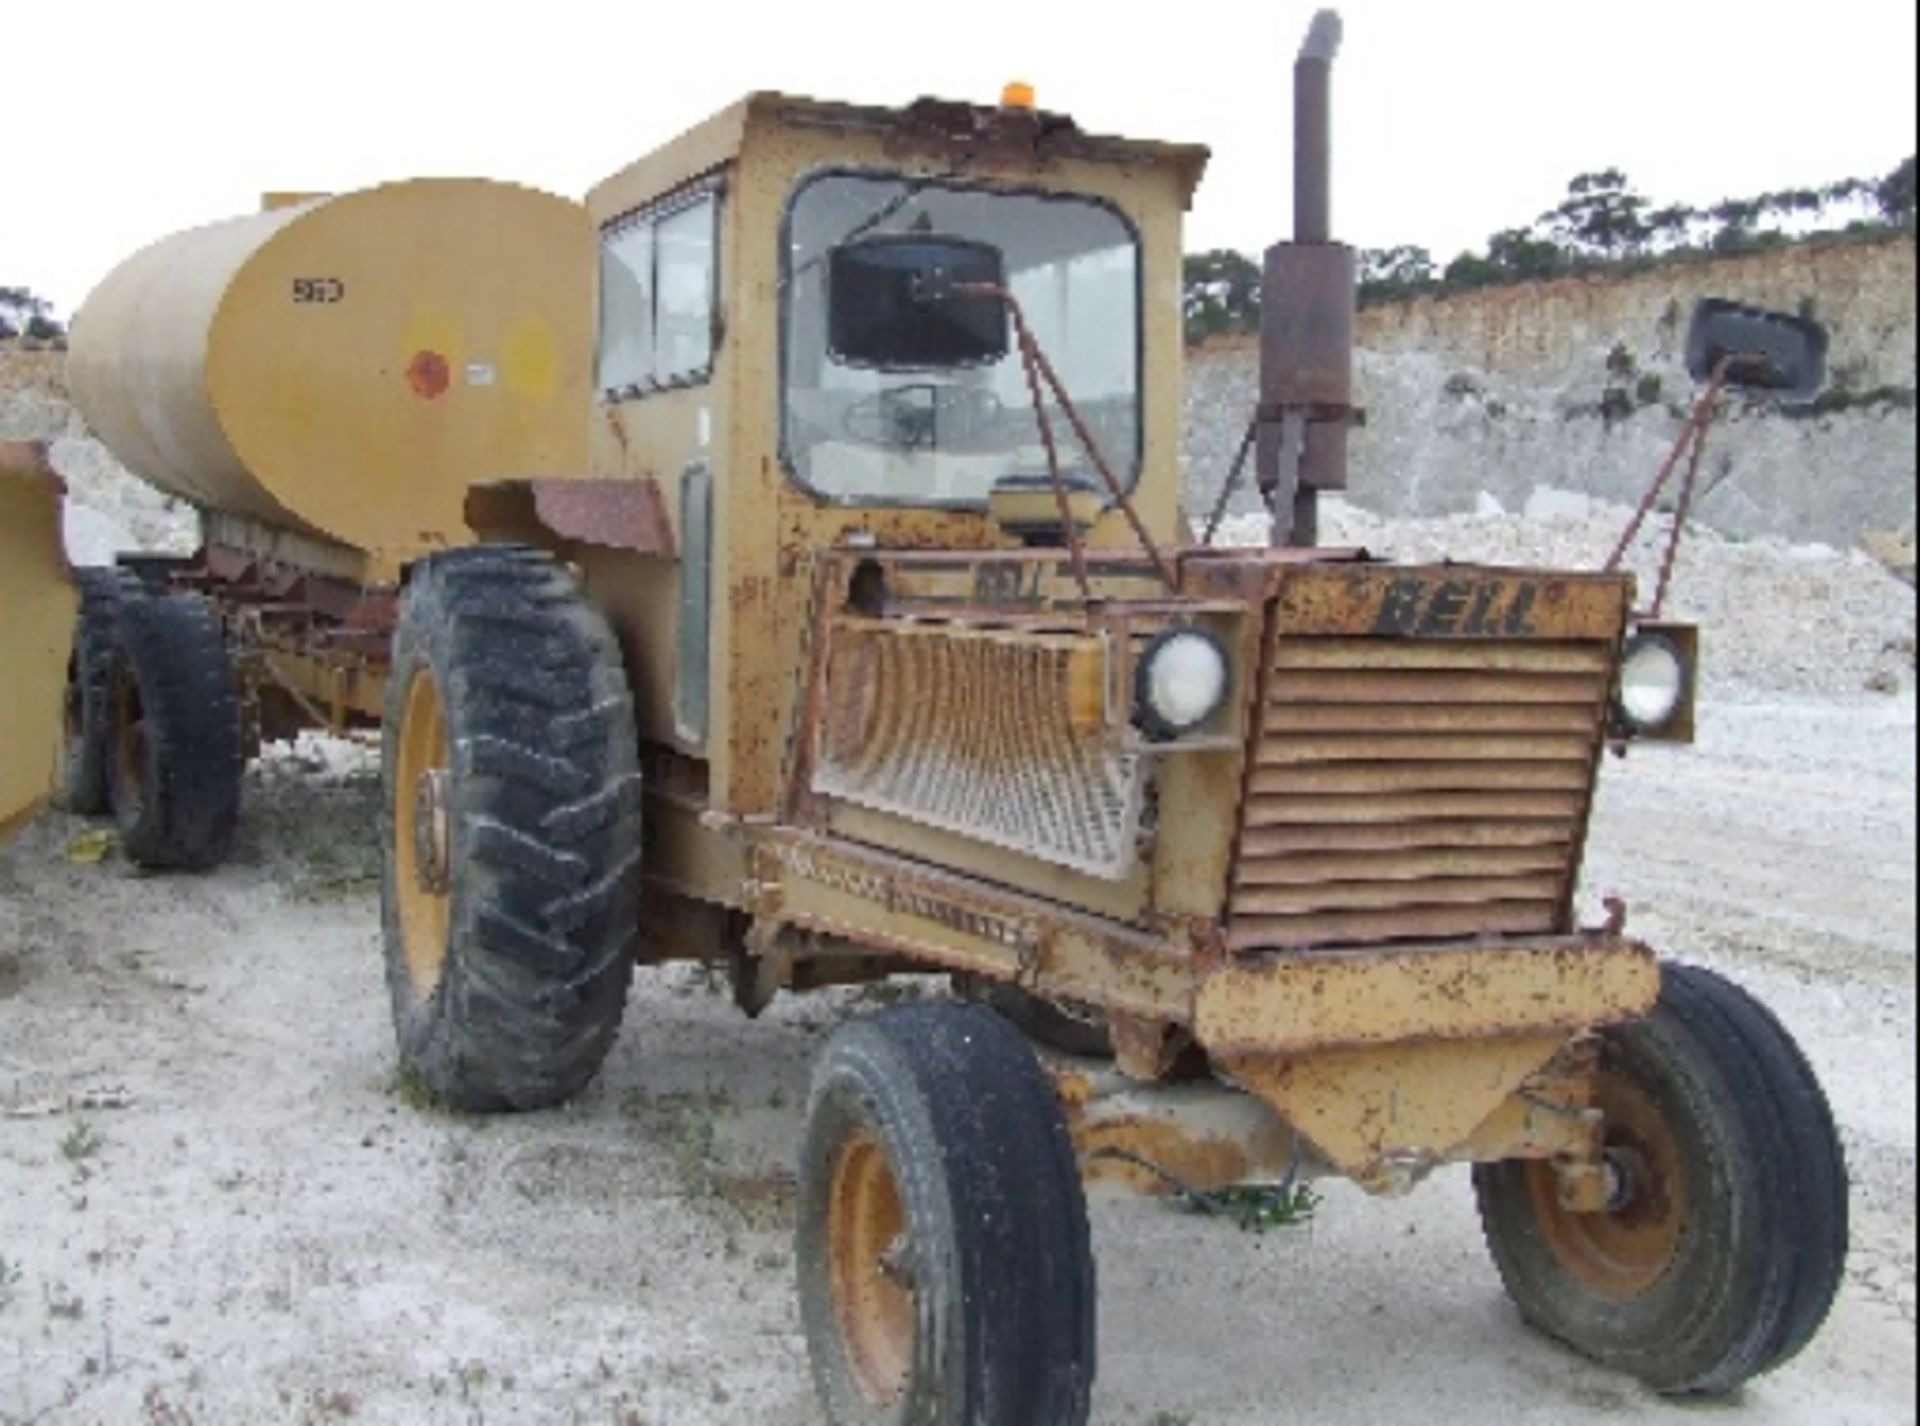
598,188,720,397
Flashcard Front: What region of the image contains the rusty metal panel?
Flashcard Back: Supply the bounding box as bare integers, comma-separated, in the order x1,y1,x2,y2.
1230,577,1619,952
1227,1036,1572,1190
1275,567,1632,642
1273,638,1614,674
1270,668,1610,706
1239,819,1574,857
1232,873,1567,918
1228,902,1561,952
1249,761,1595,797
751,831,1195,1022
1195,937,1660,1057
1243,789,1590,827
1259,731,1598,765
1237,845,1571,887
812,617,1142,880
533,478,677,558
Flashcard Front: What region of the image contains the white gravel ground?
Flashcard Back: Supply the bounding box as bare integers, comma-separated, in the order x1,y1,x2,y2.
0,695,1912,1425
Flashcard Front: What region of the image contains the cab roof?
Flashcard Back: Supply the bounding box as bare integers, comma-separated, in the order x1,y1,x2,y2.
588,90,1212,222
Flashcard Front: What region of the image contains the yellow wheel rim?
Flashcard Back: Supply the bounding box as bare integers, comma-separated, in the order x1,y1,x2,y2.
828,1132,916,1407
394,668,453,1001
1527,1070,1689,1301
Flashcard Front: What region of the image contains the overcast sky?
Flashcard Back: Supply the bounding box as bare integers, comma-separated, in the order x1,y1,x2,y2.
4,0,1915,316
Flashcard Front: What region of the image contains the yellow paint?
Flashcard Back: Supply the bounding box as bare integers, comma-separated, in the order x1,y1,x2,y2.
1230,1035,1572,1189
0,464,76,841
501,317,560,402
67,179,594,577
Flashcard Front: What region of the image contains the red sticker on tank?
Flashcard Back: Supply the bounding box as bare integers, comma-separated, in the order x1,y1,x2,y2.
408,351,451,400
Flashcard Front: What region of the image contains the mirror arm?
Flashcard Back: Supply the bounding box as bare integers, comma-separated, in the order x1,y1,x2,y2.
1606,353,1744,617
956,283,1181,595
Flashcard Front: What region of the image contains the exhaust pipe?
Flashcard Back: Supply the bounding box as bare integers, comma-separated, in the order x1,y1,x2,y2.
1295,10,1343,245
1256,8,1358,548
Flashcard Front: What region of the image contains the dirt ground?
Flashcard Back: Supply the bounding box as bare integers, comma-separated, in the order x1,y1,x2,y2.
1,691,1914,1426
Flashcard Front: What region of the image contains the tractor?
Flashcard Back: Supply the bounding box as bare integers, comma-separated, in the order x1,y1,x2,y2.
380,15,1847,1421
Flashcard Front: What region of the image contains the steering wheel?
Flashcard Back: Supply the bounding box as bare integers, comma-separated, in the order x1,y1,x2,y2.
843,384,1006,450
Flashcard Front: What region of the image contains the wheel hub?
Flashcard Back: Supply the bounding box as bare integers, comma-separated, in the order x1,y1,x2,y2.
1529,1073,1688,1301
413,769,452,895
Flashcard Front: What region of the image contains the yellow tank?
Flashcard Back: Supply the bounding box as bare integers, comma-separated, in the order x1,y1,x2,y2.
68,180,592,577
0,445,77,840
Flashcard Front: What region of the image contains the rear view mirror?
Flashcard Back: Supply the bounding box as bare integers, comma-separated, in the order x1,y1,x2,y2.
1686,299,1829,401
828,235,1009,371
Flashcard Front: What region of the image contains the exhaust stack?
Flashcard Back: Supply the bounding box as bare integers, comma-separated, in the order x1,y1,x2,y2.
1256,8,1358,547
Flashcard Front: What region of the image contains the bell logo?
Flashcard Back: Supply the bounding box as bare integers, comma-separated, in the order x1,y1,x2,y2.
1372,577,1544,638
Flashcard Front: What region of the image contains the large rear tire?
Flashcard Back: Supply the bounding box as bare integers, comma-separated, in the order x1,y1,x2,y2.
61,567,145,815
108,593,244,871
1474,963,1849,1395
797,1002,1097,1425
380,546,641,1113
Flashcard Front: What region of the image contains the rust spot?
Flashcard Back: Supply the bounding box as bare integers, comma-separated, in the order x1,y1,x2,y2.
532,479,676,558
408,351,451,400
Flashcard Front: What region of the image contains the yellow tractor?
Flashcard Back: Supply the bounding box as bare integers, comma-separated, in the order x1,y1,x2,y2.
47,11,1846,1419
377,14,1845,1421
0,442,77,841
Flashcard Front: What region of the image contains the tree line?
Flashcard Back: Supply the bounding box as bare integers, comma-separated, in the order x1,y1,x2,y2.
1185,156,1918,345
0,286,64,342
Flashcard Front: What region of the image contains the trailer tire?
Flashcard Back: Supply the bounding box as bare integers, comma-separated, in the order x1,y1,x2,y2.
381,546,641,1113
798,1001,1096,1426
108,593,244,871
1474,963,1849,1395
61,567,146,815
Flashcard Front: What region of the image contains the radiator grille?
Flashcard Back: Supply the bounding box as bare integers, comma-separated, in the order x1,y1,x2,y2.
1230,636,1613,952
814,621,1142,880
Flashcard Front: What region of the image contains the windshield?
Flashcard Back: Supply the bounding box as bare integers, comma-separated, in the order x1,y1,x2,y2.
783,173,1141,506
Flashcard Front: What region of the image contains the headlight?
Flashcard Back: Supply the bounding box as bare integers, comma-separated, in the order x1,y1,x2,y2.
1136,629,1230,740
1617,632,1689,734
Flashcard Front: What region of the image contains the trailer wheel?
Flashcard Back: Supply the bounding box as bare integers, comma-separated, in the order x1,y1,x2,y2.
1474,963,1848,1395
61,567,146,815
798,1002,1096,1426
108,593,244,871
381,546,641,1113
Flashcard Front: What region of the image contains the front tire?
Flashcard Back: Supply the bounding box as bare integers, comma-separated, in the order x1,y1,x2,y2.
1474,963,1849,1395
380,546,641,1113
797,1002,1097,1426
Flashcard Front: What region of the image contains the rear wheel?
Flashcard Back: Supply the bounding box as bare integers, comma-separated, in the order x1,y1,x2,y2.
798,1002,1097,1425
108,593,244,871
1474,963,1849,1395
61,567,145,815
380,546,641,1113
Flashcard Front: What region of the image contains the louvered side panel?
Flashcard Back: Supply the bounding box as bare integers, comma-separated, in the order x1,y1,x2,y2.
1231,635,1613,952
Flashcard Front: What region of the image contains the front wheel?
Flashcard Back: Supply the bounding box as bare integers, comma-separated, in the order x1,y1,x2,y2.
1474,963,1849,1395
380,546,642,1112
797,1002,1097,1425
